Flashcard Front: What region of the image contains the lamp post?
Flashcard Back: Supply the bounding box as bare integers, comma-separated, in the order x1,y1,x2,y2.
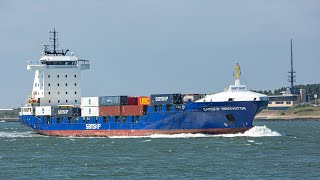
314,94,318,106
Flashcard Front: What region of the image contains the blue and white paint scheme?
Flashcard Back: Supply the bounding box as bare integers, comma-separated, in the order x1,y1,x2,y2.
19,30,268,137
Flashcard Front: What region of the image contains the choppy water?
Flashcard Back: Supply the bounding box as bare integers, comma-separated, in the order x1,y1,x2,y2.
0,120,319,179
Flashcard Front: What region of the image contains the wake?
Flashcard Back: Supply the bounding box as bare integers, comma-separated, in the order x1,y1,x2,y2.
109,126,282,139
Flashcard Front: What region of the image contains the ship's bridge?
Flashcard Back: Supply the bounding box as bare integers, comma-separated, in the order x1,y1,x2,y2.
25,29,90,106
27,55,90,71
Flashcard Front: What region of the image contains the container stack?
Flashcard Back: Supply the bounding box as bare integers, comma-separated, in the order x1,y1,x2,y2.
35,106,82,117
80,96,149,117
81,97,100,117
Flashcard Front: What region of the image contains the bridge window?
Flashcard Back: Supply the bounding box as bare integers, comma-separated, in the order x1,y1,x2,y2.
65,75,67,78
65,83,68,86
58,92,60,95
228,98,234,101
75,91,77,94
58,100,60,103
48,92,51,95
74,83,77,86
48,75,50,78
66,100,68,103
75,100,78,103
74,75,77,78
57,83,60,86
66,92,68,94
49,100,51,103
48,83,50,86
57,75,59,78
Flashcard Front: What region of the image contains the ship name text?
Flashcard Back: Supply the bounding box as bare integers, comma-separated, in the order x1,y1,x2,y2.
86,124,101,130
203,107,247,111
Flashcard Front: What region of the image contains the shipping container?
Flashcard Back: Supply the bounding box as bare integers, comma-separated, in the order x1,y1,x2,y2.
182,94,202,103
127,97,138,105
138,96,151,105
151,94,182,105
81,107,99,117
100,96,128,106
121,105,147,116
53,107,81,117
81,97,99,107
100,106,122,116
35,106,52,116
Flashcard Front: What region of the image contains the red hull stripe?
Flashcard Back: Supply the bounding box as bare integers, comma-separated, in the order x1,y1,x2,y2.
37,128,249,137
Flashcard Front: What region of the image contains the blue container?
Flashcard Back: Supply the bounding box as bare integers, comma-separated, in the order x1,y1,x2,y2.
151,94,182,105
99,96,128,106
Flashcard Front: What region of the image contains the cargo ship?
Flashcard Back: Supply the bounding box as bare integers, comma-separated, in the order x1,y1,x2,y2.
19,30,268,137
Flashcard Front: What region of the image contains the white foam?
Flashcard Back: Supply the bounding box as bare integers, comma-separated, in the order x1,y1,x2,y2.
0,120,6,123
107,126,282,139
212,126,282,137
0,131,40,138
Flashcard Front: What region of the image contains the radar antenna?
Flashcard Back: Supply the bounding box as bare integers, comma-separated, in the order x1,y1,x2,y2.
43,28,69,56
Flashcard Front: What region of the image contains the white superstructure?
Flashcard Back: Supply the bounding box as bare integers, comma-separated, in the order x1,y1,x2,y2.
26,29,90,107
197,63,268,102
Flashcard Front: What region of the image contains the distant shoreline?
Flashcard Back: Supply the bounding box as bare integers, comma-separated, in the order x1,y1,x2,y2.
255,116,320,120
255,107,320,120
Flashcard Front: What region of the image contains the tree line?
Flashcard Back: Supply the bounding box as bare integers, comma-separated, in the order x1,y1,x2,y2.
253,83,320,98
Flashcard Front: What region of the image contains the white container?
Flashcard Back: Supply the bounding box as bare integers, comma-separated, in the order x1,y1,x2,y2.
81,97,99,107
35,106,52,116
81,106,99,117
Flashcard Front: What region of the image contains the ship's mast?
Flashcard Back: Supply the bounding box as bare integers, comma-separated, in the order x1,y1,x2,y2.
44,29,68,56
288,39,296,94
50,28,57,54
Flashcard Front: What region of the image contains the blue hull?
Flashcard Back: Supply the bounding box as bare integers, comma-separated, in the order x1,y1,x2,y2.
19,101,267,136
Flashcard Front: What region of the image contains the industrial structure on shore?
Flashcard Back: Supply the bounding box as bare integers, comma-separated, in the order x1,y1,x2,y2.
267,39,308,110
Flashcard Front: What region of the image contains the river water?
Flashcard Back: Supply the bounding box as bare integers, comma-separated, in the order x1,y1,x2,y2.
0,120,319,179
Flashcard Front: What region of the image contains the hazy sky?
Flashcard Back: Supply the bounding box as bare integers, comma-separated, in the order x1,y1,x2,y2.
1,0,319,108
